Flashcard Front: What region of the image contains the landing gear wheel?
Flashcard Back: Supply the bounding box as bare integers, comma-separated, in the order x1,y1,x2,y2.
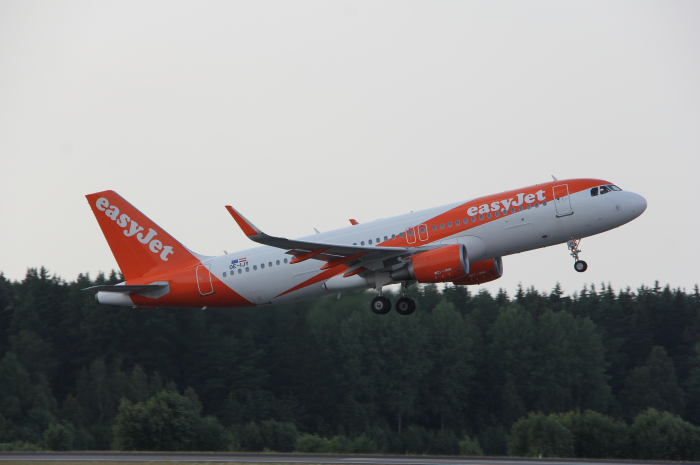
567,239,587,273
395,297,416,316
371,296,391,315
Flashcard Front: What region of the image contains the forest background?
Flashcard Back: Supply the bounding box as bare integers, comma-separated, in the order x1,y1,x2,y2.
2,267,700,459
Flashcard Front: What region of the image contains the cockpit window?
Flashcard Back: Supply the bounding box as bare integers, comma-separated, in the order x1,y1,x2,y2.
600,186,611,195
590,187,599,197
609,185,622,191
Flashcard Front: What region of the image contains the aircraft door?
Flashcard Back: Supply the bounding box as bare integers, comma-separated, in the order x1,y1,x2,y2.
405,227,417,244
418,223,429,242
196,264,214,296
553,184,573,217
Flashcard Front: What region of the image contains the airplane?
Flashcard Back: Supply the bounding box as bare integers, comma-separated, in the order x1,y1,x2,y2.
85,178,646,315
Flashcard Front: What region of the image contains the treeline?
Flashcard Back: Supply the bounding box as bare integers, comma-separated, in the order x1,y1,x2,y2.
1,267,700,458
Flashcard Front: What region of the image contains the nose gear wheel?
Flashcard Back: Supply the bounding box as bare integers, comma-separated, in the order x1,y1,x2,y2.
567,239,588,273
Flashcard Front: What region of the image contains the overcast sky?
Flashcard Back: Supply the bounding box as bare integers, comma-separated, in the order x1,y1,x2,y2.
1,1,699,298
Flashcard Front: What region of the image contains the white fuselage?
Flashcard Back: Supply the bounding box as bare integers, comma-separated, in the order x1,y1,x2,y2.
207,187,645,306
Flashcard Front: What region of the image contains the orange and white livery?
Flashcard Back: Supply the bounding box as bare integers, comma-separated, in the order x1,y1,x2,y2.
85,178,647,315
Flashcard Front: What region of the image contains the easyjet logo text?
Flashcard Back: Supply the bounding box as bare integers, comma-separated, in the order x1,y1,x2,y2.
466,189,546,217
96,198,174,261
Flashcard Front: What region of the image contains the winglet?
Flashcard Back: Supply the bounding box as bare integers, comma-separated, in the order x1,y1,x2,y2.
349,219,358,225
226,206,263,237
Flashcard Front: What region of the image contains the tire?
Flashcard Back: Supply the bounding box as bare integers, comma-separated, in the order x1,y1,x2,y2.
574,260,588,272
371,296,391,314
396,297,416,315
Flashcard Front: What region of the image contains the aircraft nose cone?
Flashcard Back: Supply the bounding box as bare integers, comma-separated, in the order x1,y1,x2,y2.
630,193,647,217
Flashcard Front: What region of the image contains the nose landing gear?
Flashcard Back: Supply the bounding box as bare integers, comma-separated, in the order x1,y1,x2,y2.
567,239,588,273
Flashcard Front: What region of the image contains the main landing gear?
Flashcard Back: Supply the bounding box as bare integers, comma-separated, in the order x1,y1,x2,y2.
370,282,416,315
567,239,588,273
371,295,391,314
396,297,416,316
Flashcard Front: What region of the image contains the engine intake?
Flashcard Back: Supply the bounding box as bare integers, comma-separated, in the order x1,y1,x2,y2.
391,244,468,284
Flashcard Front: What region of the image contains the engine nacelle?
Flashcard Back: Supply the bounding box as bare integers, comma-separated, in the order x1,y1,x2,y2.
391,244,468,284
451,257,503,285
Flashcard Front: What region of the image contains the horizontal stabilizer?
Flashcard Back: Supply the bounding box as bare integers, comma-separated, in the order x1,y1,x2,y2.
83,284,167,295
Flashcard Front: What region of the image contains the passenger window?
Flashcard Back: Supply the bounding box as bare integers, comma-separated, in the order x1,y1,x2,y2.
408,230,413,236
440,223,444,229
269,262,272,267
376,238,380,243
590,187,598,196
455,220,460,226
487,213,492,218
600,186,611,195
276,260,280,265
384,236,388,241
479,215,483,220
448,221,452,227
284,258,288,264
471,217,476,222
246,267,250,272
464,218,469,224
420,227,425,233
261,264,265,269
519,206,523,211
495,211,499,217
361,241,365,245
527,204,531,210
399,232,404,238
543,201,547,206
511,208,515,213
238,269,242,274
368,239,372,244
253,265,257,270
432,225,437,231
223,272,227,277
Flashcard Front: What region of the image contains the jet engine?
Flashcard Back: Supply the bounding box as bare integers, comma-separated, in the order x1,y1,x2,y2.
391,244,468,284
452,257,503,285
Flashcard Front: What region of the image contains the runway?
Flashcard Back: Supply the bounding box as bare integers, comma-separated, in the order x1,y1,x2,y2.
0,452,694,465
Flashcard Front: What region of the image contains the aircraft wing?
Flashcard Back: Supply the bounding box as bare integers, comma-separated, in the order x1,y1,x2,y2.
226,206,439,270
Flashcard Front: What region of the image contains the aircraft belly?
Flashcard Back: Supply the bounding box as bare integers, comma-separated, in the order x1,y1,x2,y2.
505,223,538,254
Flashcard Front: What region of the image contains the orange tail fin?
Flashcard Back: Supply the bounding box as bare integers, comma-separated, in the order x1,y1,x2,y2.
86,190,203,280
